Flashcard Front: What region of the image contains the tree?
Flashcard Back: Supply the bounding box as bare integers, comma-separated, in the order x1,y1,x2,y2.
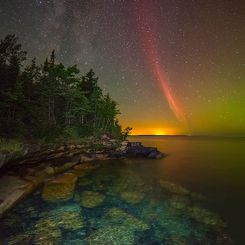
0,35,129,141
0,35,27,137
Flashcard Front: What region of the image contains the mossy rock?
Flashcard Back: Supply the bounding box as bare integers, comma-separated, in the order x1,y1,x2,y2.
120,191,144,204
80,191,105,208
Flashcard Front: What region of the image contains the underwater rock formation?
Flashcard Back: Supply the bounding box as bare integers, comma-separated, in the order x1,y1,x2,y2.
80,191,105,208
167,195,191,210
71,162,100,177
103,207,149,231
120,191,144,204
44,204,85,231
111,169,151,196
188,206,225,228
7,233,33,245
34,218,62,245
42,173,77,202
87,225,135,245
78,177,93,186
159,179,190,195
87,207,149,244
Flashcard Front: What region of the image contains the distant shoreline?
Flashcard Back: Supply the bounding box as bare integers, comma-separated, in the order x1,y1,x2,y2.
130,135,245,139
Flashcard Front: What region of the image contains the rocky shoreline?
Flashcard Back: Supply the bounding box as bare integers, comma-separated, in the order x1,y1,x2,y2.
0,137,164,217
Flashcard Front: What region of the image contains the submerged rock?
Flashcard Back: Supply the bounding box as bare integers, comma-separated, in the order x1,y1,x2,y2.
165,236,189,245
120,191,144,204
78,177,93,186
7,233,33,245
88,207,149,244
42,173,77,202
87,225,135,245
53,162,77,175
74,162,99,171
111,169,151,195
103,207,149,231
188,206,225,228
159,180,190,195
80,191,105,208
34,218,62,245
48,204,85,230
167,195,191,210
190,192,207,201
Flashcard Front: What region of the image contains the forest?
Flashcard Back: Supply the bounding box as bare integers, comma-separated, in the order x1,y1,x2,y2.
0,35,130,142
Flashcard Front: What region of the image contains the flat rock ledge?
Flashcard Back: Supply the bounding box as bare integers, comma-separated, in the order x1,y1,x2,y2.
0,139,164,217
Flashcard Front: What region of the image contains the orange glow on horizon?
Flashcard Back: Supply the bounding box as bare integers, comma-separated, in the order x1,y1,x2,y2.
131,127,179,136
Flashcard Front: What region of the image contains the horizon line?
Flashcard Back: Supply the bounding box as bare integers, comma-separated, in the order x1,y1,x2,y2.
130,134,245,137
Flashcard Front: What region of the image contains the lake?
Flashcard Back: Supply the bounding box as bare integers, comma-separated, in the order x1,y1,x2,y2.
0,136,244,244
130,135,245,244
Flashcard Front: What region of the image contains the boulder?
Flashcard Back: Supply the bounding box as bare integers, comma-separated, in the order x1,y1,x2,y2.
148,150,163,159
127,142,142,147
121,140,129,146
109,151,126,158
42,173,77,202
126,143,163,159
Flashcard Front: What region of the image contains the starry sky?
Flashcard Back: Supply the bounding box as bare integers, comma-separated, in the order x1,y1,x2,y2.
0,0,244,135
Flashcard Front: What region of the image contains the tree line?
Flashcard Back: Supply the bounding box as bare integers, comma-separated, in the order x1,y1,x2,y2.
0,35,131,141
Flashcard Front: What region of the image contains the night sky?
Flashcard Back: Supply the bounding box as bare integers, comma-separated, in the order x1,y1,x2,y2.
0,0,244,135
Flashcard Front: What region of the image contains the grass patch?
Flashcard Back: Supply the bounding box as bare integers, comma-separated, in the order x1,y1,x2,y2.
0,138,22,152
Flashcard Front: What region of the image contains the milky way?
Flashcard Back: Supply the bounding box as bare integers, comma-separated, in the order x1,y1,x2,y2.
0,0,244,135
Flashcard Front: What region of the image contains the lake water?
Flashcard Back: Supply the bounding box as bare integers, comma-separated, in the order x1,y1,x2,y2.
130,136,245,244
0,136,244,244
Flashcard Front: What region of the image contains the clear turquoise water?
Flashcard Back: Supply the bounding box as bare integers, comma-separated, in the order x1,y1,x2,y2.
1,136,244,244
